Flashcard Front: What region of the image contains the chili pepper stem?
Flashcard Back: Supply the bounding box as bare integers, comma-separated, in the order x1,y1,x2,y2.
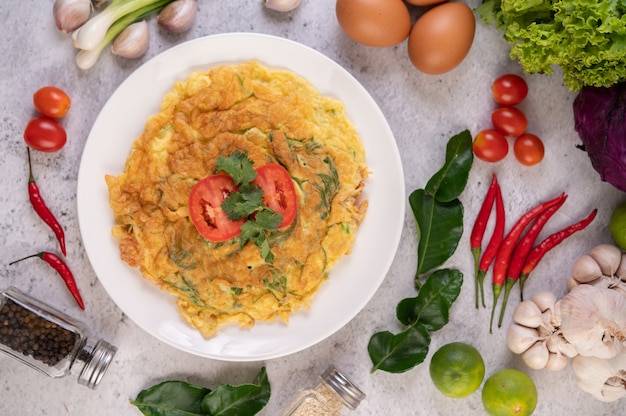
472,247,484,309
9,252,44,265
497,278,518,328
476,269,487,309
489,284,502,334
519,273,529,301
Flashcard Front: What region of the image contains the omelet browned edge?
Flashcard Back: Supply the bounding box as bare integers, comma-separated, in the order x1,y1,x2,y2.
105,61,369,338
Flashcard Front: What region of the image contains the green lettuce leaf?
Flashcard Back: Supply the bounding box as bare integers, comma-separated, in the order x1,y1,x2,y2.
478,0,626,90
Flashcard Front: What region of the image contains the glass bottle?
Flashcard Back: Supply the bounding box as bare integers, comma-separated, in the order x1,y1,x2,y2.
278,365,366,416
0,286,117,389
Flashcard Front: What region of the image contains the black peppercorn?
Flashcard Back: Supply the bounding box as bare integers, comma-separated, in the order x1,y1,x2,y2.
0,287,117,389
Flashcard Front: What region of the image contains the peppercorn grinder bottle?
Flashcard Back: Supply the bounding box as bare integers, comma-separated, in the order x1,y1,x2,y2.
0,286,117,389
278,365,366,416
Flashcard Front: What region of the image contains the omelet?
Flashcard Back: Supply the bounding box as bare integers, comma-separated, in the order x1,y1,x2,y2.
105,61,368,337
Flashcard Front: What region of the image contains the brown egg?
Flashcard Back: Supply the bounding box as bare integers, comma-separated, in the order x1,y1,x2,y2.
405,0,448,6
336,0,412,47
407,2,475,74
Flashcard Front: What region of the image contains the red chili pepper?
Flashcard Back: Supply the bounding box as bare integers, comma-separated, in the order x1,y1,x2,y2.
9,252,84,310
488,192,566,333
27,148,67,256
471,174,499,309
519,208,598,299
474,179,504,309
496,196,567,328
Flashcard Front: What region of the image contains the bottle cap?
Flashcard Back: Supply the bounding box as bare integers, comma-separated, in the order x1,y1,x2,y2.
77,339,117,389
321,365,366,410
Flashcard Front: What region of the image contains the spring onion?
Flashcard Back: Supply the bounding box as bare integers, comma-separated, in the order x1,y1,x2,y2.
74,0,175,51
75,0,173,69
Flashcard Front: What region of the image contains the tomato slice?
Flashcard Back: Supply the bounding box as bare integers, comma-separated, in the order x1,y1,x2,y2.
252,164,297,228
189,174,244,242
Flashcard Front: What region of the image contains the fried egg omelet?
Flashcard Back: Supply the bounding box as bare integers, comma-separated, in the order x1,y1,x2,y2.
105,61,368,337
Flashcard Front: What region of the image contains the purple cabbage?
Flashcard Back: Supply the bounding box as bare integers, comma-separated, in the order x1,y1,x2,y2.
573,82,626,192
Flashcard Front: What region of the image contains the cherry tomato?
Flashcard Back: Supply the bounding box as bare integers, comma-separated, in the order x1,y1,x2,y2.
472,129,508,163
252,164,297,228
491,107,528,137
24,116,67,152
33,86,71,119
514,133,545,166
492,74,528,106
189,174,245,242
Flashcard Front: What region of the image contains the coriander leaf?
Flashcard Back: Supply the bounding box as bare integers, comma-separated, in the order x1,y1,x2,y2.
396,269,463,331
222,184,264,220
216,150,257,186
239,212,281,264
130,380,210,416
424,130,473,203
368,325,431,373
409,189,463,280
254,209,282,231
202,367,271,416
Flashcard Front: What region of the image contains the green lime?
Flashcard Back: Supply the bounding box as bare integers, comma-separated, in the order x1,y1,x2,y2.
429,342,485,398
610,201,626,250
481,369,538,416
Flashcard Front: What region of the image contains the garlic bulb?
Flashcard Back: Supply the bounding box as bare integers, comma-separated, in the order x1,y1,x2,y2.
590,244,622,276
53,0,92,33
111,21,149,59
263,0,302,12
560,284,626,359
158,0,197,33
571,354,626,402
506,292,577,371
568,244,626,297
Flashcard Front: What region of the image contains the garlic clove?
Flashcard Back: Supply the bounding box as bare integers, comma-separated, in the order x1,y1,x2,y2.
544,351,568,371
566,275,579,291
545,332,577,358
616,253,626,281
571,254,603,284
158,0,197,33
560,284,626,359
513,300,544,328
551,300,562,327
263,0,302,12
111,21,149,59
506,323,541,354
530,291,557,313
557,336,579,358
571,354,626,402
521,341,549,370
589,244,622,277
53,0,92,34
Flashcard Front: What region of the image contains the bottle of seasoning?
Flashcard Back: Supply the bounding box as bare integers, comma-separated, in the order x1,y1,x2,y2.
0,286,117,389
278,365,366,416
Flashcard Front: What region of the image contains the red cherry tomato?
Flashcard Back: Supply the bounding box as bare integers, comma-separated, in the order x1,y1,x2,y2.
188,174,245,242
33,86,71,119
514,133,545,166
491,107,528,137
492,74,528,106
252,164,297,228
472,129,509,163
24,117,67,152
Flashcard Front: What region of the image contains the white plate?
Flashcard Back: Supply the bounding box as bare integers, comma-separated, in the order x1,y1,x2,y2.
77,33,405,361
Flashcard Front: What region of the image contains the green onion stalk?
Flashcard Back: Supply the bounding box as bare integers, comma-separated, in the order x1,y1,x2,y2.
75,0,174,69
